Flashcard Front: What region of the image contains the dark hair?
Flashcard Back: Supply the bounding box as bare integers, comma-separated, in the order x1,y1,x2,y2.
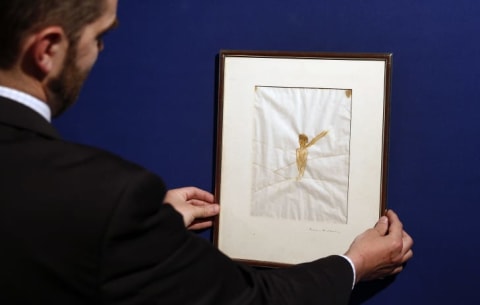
0,0,105,69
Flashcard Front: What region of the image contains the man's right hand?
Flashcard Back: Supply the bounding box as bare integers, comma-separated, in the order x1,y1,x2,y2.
344,210,414,283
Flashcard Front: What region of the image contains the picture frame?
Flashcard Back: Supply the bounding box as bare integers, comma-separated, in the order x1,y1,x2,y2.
213,50,391,268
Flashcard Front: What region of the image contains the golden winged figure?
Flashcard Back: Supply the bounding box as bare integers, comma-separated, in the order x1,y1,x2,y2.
296,130,328,180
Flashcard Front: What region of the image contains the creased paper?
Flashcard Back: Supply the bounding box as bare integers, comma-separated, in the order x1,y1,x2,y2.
251,86,352,224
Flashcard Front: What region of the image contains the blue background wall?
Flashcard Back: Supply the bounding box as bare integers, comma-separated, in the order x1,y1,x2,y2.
54,0,480,304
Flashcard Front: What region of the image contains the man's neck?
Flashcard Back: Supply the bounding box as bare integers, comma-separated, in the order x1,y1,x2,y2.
0,84,52,123
0,69,46,101
0,70,52,122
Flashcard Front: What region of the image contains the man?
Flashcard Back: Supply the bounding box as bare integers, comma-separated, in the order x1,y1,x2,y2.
0,0,413,304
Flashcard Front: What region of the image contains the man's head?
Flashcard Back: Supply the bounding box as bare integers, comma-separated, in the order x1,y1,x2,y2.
0,0,118,117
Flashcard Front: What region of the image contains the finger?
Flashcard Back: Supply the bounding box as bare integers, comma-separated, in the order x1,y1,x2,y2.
403,249,414,262
386,210,403,239
183,187,215,203
188,220,214,230
402,230,414,246
373,215,389,235
391,265,404,275
402,233,414,258
189,199,218,206
192,204,220,219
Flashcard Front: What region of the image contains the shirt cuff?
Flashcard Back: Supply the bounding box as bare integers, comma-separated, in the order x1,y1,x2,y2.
339,255,356,289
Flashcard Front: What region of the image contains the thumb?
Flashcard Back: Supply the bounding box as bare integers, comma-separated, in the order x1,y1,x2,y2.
374,215,389,235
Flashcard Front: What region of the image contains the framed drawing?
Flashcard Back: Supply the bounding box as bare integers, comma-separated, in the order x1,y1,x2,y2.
213,50,391,267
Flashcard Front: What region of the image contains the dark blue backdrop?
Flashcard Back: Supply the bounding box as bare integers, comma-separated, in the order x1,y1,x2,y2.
54,0,480,304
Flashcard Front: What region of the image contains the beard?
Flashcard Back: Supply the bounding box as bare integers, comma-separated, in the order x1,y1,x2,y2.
46,46,90,118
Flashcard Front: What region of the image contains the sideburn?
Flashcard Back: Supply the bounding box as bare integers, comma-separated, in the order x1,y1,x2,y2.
46,45,90,118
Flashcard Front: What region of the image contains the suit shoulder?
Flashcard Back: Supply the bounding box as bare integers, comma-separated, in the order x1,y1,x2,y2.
54,139,152,176
23,138,168,200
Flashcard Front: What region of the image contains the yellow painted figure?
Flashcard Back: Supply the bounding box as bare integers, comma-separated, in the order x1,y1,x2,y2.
296,130,328,180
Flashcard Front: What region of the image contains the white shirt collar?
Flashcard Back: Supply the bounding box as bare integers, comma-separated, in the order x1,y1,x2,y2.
0,86,52,122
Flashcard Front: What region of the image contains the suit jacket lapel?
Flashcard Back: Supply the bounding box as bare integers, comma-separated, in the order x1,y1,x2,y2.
0,96,61,140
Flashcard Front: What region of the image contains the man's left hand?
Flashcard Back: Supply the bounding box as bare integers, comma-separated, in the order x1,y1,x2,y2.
164,187,220,230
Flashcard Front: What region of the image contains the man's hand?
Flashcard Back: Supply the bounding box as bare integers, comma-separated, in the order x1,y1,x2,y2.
164,187,220,230
344,210,414,283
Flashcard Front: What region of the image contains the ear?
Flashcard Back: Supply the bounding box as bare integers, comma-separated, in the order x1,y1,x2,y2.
29,26,69,75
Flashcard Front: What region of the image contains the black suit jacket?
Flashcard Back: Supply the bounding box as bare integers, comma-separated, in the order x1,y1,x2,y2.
0,96,353,305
